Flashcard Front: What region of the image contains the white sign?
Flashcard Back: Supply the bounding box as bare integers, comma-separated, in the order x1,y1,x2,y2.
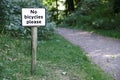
22,8,46,26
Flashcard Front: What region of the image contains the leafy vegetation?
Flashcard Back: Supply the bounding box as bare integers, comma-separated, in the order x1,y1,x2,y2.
0,34,114,80
58,0,120,38
0,0,119,80
43,0,81,23
90,29,120,39
1,0,120,39
0,0,56,40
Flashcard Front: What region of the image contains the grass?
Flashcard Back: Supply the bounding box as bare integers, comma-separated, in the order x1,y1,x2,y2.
0,34,114,80
89,29,120,39
63,25,120,39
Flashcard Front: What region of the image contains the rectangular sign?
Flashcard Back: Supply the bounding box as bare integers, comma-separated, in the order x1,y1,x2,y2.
22,8,46,26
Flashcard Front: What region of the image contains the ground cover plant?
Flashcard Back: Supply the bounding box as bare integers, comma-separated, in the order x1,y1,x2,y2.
0,34,114,80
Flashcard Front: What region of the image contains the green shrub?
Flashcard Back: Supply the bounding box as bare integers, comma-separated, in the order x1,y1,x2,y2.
38,22,56,40
0,63,4,75
91,5,120,30
0,0,9,33
59,0,101,28
79,0,101,15
0,0,56,40
60,0,120,31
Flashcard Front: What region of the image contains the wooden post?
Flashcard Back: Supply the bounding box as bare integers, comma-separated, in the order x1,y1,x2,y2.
31,27,37,75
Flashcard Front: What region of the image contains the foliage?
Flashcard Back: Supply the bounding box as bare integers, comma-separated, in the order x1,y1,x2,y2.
43,0,67,23
91,29,120,39
0,0,9,33
59,0,120,31
79,0,101,15
38,22,56,40
0,0,56,40
113,0,120,13
59,0,100,28
90,1,120,30
0,34,114,80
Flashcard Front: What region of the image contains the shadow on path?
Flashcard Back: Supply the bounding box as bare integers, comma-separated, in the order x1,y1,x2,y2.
56,28,120,80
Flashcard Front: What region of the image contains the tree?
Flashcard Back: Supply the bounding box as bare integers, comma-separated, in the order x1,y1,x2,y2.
43,0,59,22
55,0,58,21
75,0,82,8
65,0,75,15
113,0,120,14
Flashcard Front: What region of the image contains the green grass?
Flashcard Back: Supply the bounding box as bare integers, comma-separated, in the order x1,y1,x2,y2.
89,29,120,39
0,34,114,80
63,25,120,39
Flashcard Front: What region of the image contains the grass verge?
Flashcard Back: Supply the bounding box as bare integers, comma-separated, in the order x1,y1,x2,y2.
67,26,120,39
60,24,120,39
0,34,114,80
90,29,120,39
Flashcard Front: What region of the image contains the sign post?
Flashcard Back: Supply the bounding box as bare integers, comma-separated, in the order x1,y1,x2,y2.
31,27,37,74
22,8,46,75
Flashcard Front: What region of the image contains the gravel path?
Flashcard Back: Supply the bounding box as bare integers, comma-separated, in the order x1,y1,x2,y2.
56,28,120,80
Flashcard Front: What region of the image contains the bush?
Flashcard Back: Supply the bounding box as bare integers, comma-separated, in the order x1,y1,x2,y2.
38,22,56,40
0,0,9,33
0,63,4,75
0,0,31,35
92,14,120,30
60,0,120,31
59,0,101,28
79,0,101,15
0,0,56,40
91,2,120,30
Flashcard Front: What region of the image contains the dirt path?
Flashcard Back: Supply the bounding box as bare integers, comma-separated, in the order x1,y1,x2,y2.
56,28,120,80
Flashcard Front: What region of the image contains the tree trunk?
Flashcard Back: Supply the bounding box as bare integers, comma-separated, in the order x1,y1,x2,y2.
113,0,120,14
56,0,58,21
75,0,82,8
66,0,75,14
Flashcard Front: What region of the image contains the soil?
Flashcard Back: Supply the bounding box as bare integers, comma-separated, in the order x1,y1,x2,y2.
56,28,120,80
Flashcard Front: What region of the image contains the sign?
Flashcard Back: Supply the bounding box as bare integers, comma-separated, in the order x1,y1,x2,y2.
22,8,46,74
22,8,46,26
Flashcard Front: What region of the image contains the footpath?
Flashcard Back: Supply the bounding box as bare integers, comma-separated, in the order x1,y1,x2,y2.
56,28,120,80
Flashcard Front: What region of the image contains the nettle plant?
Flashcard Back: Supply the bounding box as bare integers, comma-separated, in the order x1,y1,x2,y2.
1,0,56,40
